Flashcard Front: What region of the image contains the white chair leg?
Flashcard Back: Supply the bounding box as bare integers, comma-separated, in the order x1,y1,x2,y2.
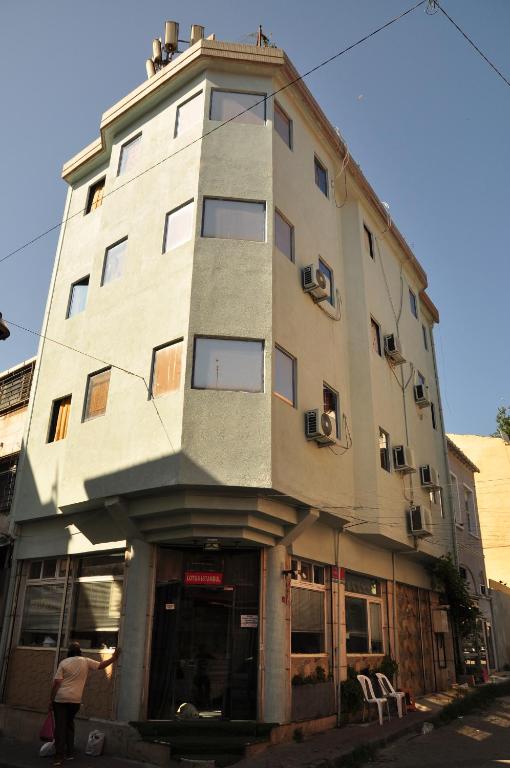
376,701,383,726
396,695,403,718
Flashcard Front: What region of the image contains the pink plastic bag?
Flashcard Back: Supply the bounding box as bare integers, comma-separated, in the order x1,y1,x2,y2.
40,713,55,742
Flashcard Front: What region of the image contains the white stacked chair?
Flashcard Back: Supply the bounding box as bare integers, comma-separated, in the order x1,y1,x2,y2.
375,672,407,718
356,674,390,726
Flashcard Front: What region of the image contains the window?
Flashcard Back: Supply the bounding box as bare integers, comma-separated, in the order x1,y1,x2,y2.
151,340,183,397
274,210,294,261
102,238,127,285
66,277,89,318
450,473,461,524
19,559,65,647
314,156,328,196
431,401,437,430
117,134,141,176
193,337,264,392
70,555,124,649
175,91,203,137
273,102,292,147
345,571,383,654
409,288,418,318
274,346,295,406
379,428,391,472
0,361,35,415
371,318,382,356
291,559,326,654
464,487,477,534
210,89,266,125
48,396,72,443
0,454,17,515
417,371,426,388
318,258,334,305
364,225,375,259
84,369,111,421
202,198,266,241
163,200,194,251
323,383,339,438
85,178,105,214
422,324,428,350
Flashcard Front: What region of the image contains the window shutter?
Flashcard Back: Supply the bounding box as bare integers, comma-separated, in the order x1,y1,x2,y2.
87,371,110,418
291,588,324,632
154,343,182,396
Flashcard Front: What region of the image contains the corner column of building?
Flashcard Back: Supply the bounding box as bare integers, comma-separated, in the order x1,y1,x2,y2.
263,544,290,723
116,539,153,722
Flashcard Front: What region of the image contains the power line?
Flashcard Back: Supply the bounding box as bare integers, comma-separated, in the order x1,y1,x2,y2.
432,1,510,88
0,0,426,267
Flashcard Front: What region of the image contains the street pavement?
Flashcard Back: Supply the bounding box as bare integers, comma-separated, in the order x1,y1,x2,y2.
370,695,510,768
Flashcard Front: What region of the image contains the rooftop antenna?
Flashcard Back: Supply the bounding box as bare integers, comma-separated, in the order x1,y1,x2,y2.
0,313,10,341
256,25,272,47
146,20,205,78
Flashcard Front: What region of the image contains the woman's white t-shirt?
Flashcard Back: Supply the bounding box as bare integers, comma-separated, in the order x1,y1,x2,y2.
54,656,100,703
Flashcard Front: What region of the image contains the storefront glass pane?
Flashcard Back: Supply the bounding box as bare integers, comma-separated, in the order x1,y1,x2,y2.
369,602,383,653
291,587,324,653
19,584,64,647
70,580,122,649
345,596,369,653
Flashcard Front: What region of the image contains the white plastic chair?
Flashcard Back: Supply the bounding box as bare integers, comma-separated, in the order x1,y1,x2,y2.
375,672,407,718
357,674,390,725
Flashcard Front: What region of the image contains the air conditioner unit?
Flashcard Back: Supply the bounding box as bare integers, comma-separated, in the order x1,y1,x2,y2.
414,383,430,408
393,445,416,473
384,334,406,365
408,505,432,537
420,465,439,488
302,264,330,302
304,408,336,446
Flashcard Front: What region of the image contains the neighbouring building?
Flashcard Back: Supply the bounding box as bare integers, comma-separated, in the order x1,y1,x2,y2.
0,24,457,754
0,360,36,617
446,436,496,679
488,580,510,669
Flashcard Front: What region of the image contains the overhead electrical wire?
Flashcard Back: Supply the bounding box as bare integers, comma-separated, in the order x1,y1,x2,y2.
0,0,427,267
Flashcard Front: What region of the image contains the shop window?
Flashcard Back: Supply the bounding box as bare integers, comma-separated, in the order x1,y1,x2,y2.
192,337,264,392
102,238,128,285
371,317,382,356
19,559,66,647
210,89,266,125
274,346,295,406
70,555,124,649
314,156,328,196
379,428,391,472
117,133,141,176
151,340,183,397
163,200,194,251
290,559,326,654
48,396,72,442
323,383,339,438
85,178,105,214
364,225,375,259
202,198,266,241
174,91,203,137
83,368,111,421
273,102,292,147
67,277,89,318
275,210,294,261
345,571,383,655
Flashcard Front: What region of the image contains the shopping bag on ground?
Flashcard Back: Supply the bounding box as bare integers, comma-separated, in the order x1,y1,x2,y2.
39,713,54,742
85,730,105,756
39,741,56,757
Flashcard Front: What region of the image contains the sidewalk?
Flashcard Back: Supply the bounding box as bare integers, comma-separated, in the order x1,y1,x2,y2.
0,737,156,768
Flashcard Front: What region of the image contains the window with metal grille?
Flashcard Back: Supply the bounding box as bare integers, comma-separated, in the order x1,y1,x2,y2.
0,361,35,414
0,454,18,514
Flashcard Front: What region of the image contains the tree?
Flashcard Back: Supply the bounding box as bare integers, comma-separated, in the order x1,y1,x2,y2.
493,406,510,441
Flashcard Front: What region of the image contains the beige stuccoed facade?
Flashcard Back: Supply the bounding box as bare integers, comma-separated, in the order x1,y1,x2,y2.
0,36,456,754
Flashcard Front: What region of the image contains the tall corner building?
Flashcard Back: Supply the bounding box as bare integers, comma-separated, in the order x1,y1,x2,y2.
0,27,457,744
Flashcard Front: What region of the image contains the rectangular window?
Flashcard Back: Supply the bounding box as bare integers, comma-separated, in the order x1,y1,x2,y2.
117,134,141,176
0,361,35,415
202,198,266,241
102,238,127,285
291,559,326,586
345,572,380,596
273,102,292,147
48,396,72,443
371,318,382,356
323,383,339,438
70,555,124,650
0,454,17,515
291,587,325,654
210,90,266,125
274,346,295,406
174,91,203,137
409,288,418,318
464,487,476,534
85,178,105,214
364,225,375,259
274,210,294,261
19,583,64,647
84,369,111,421
66,277,89,318
422,324,428,350
345,580,384,655
318,258,334,305
314,156,328,196
193,337,264,392
417,371,426,388
163,200,194,251
431,401,437,430
379,428,391,472
151,340,183,398
450,473,461,524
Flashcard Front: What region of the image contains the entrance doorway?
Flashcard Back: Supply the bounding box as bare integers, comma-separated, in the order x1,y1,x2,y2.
148,548,259,720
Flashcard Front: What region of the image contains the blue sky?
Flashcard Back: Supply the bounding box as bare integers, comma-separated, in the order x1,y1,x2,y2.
0,0,508,435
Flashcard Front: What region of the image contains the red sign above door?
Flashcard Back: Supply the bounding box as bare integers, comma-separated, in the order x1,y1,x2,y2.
184,571,224,586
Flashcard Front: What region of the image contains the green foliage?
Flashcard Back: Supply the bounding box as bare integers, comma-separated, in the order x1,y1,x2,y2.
291,665,331,686
493,406,510,441
340,666,364,715
379,654,398,681
292,726,304,743
432,553,480,639
437,679,510,724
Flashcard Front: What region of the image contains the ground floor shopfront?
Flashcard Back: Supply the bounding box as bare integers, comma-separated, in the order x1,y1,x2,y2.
0,520,456,738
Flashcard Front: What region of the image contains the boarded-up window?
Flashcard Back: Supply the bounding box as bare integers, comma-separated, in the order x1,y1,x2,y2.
210,90,266,125
85,178,105,214
48,396,72,442
84,369,111,420
151,341,183,397
117,134,141,176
